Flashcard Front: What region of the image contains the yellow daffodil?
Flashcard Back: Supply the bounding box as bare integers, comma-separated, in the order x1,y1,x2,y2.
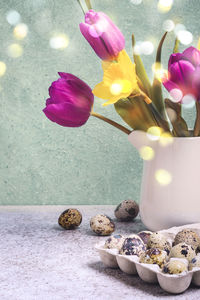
92,50,139,106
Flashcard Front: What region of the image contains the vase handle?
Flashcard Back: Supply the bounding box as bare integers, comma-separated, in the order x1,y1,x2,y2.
128,130,153,151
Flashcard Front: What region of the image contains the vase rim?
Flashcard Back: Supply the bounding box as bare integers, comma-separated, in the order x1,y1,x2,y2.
129,130,200,140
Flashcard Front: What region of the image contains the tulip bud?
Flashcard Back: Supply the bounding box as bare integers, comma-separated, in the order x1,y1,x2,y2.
43,73,94,127
163,46,200,102
79,10,125,61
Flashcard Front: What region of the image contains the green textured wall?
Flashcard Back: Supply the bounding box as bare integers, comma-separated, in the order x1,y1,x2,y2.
0,0,199,205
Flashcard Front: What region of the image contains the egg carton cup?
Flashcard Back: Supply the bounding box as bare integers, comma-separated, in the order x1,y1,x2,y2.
95,223,200,294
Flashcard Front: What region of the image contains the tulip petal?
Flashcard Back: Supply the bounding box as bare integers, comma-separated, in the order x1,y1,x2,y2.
163,79,180,93
79,22,113,61
168,53,182,69
182,46,200,66
58,72,94,103
79,10,125,61
192,65,200,101
169,60,195,85
43,102,90,127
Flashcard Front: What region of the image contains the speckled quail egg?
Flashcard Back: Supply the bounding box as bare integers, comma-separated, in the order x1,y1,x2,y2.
147,232,171,255
58,208,82,229
104,234,125,250
189,255,200,270
114,200,139,221
120,236,146,256
139,248,167,268
138,231,152,245
90,214,115,236
173,229,200,251
169,243,196,261
163,259,188,274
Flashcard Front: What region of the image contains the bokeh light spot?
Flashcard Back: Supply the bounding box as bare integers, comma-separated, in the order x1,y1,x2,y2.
133,41,154,56
159,132,174,146
170,89,183,102
13,23,28,40
157,0,173,13
6,10,21,25
110,83,122,95
140,41,154,55
49,34,69,50
174,23,186,35
110,80,132,95
139,146,155,160
155,169,172,185
7,44,23,58
0,62,7,77
182,94,196,108
163,19,175,32
177,30,193,45
88,19,109,37
152,62,167,82
147,126,163,141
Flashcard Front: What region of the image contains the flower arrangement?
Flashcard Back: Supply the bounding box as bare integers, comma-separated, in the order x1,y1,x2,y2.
43,0,200,138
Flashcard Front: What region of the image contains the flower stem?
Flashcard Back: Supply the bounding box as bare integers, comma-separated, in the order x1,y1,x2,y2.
90,112,131,135
193,102,200,136
85,0,92,10
137,91,170,132
77,0,86,15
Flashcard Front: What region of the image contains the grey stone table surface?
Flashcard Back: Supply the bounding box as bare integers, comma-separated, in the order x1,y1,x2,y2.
0,205,199,300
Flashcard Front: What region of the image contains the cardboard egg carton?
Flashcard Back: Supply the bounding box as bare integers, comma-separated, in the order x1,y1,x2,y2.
95,223,200,294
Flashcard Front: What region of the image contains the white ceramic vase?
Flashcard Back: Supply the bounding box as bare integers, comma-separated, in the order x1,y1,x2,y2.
128,130,200,231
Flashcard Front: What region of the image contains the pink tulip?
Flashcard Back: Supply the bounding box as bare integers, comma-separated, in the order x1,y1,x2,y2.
43,73,94,127
163,47,200,102
79,10,125,61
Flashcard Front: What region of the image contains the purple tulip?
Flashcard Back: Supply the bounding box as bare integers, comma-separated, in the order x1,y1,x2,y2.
43,73,94,127
163,47,200,102
79,9,125,61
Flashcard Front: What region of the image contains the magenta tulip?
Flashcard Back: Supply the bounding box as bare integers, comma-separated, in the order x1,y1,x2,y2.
79,9,125,61
43,73,94,127
163,46,200,102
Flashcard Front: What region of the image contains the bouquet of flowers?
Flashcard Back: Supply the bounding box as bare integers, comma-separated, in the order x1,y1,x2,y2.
43,0,200,138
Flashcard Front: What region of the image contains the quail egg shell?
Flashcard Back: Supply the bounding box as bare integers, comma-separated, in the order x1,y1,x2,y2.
114,200,139,221
163,258,188,274
147,232,171,255
120,236,146,256
174,229,200,250
58,208,82,229
139,248,167,268
104,234,125,250
169,243,196,261
189,255,200,270
90,214,115,236
138,231,152,244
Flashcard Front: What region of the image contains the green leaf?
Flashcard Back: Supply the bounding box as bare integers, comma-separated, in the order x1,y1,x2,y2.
173,38,179,53
151,32,168,119
132,34,152,98
114,96,158,131
164,98,190,137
